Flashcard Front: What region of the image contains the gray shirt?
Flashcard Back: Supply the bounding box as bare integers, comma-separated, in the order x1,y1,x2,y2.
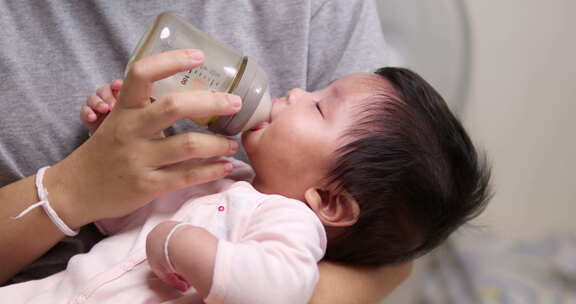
0,0,388,283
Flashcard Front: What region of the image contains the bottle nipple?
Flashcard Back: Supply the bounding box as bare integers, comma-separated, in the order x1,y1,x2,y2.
241,90,272,132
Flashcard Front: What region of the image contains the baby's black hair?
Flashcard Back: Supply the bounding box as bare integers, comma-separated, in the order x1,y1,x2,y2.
323,67,492,265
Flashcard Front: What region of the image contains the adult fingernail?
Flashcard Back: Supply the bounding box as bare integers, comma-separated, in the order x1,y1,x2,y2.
186,49,204,63
228,140,238,155
227,94,242,111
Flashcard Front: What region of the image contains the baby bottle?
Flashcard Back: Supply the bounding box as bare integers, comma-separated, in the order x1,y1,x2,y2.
126,12,271,136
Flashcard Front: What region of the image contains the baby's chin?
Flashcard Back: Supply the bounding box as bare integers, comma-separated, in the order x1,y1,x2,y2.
241,121,269,146
240,123,271,167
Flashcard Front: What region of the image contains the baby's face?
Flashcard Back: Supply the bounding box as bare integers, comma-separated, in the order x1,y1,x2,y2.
242,73,382,200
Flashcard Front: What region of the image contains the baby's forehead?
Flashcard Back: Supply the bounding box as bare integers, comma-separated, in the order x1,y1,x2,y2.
325,73,395,140
332,73,395,96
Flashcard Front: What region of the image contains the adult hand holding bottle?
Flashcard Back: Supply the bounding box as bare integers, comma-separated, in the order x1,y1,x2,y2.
0,49,241,284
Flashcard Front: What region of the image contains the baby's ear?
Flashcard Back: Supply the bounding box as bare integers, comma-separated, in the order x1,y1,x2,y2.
304,187,359,227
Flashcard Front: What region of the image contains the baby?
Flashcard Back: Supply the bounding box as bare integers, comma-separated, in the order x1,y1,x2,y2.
2,67,491,303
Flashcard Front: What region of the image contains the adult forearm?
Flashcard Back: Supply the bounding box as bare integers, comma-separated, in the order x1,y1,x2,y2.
0,175,67,284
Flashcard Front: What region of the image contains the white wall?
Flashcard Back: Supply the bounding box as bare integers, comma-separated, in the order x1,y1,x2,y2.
383,0,576,302
464,0,576,239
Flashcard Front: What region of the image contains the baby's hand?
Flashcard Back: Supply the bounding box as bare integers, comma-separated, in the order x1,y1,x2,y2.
147,221,192,292
80,80,123,135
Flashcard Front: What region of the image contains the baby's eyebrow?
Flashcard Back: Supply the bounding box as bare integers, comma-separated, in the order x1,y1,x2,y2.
331,85,341,98
321,86,342,120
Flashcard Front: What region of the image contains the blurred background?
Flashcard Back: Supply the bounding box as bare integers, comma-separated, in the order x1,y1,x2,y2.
375,0,576,302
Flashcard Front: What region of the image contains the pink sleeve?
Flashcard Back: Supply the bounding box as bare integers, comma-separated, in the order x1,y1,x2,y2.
94,203,155,235
94,214,133,235
205,198,327,304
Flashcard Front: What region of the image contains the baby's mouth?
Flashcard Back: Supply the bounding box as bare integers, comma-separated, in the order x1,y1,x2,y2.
249,121,270,131
249,98,276,132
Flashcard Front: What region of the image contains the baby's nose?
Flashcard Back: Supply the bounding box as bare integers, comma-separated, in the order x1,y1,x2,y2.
287,88,307,104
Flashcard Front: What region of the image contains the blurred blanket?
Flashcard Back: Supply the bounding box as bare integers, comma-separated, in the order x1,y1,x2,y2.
420,232,576,303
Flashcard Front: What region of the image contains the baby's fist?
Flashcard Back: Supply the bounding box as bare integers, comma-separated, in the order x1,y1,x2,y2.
80,79,122,135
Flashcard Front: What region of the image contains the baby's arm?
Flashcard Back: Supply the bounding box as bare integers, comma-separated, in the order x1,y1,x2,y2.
146,221,217,296
147,198,326,304
80,80,122,134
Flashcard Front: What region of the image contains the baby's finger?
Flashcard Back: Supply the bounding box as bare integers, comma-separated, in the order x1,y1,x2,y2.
96,85,117,107
80,105,98,123
110,80,123,106
87,93,110,113
111,80,123,97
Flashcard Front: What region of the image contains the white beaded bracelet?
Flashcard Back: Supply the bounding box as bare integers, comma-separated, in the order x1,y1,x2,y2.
12,166,79,237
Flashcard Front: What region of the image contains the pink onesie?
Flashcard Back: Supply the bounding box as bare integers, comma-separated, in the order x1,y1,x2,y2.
1,160,327,304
